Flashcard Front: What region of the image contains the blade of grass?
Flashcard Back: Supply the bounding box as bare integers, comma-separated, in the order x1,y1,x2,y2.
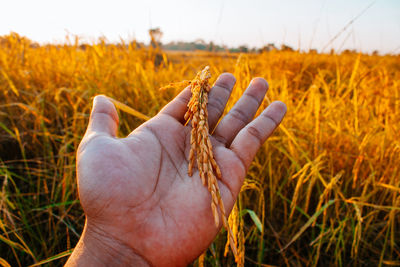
240,209,263,233
0,258,12,267
105,96,150,121
280,199,336,252
28,249,73,267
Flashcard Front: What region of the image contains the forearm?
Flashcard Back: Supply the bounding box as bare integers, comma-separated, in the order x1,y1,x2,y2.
65,221,151,267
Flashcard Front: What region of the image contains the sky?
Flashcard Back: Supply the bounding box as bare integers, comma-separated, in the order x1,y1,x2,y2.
0,0,399,54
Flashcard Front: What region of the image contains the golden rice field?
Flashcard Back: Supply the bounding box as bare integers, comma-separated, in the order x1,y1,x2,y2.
0,33,399,266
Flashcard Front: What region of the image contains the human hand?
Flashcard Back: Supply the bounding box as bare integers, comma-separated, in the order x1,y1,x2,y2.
66,74,286,266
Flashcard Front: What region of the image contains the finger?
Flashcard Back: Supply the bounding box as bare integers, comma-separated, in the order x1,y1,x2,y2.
87,95,119,137
213,78,269,146
158,86,192,123
230,101,286,170
207,73,236,131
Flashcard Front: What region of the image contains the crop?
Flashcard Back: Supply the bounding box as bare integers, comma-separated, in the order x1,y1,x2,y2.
0,33,399,266
183,66,237,259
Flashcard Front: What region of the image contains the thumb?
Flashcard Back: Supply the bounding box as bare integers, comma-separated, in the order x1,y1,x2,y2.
87,95,119,137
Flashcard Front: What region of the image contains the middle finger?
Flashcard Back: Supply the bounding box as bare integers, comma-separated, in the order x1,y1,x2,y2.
212,78,269,146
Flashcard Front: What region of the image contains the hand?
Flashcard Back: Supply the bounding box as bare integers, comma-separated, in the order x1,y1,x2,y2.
66,74,286,266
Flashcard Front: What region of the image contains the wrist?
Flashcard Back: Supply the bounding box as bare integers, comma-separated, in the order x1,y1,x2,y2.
65,220,151,267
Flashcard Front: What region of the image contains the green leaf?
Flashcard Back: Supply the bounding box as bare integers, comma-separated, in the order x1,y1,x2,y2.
0,234,30,255
242,209,263,233
29,249,73,267
32,200,80,211
280,199,336,252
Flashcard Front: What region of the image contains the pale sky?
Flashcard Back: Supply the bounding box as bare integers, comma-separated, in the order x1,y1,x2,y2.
1,0,399,53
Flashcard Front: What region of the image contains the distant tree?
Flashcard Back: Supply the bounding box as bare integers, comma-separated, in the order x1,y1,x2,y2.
161,40,227,52
207,41,215,52
149,28,163,48
281,44,294,51
259,43,277,53
342,49,356,54
238,45,249,53
148,28,163,67
194,39,207,50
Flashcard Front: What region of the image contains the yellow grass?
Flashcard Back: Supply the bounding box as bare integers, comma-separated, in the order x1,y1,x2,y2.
0,33,399,266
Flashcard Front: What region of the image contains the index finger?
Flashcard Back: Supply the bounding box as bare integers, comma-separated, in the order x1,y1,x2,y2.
158,86,192,124
207,73,236,131
230,101,287,170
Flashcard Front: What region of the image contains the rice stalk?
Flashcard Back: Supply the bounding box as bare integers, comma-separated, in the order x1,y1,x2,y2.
184,66,238,259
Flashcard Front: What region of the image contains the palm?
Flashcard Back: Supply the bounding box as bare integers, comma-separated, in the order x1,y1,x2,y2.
76,74,286,266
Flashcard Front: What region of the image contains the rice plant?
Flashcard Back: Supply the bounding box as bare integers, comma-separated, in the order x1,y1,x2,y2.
0,33,399,266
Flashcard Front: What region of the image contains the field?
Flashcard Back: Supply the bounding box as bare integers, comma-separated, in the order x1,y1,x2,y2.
0,33,399,266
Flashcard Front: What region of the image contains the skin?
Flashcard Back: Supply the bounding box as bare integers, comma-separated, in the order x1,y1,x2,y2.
65,73,287,266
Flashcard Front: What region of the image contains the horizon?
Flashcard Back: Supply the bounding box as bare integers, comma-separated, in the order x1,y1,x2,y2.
4,32,398,55
1,0,399,54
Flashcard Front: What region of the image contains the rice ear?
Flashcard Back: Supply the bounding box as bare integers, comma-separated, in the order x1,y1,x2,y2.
185,66,238,258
